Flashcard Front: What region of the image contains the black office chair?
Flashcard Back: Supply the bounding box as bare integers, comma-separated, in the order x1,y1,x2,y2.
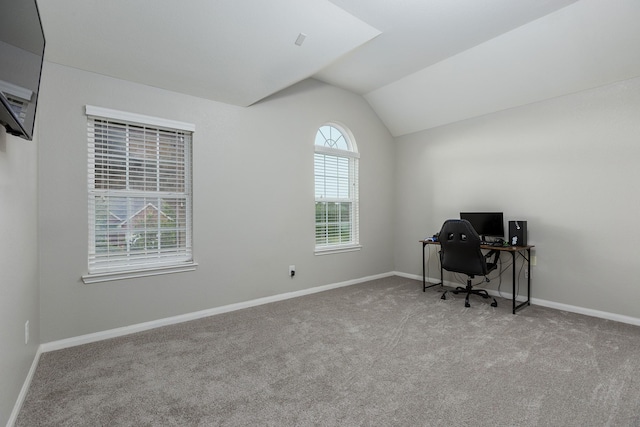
438,219,499,308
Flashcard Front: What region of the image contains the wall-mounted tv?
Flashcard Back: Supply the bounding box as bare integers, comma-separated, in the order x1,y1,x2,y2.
0,0,46,141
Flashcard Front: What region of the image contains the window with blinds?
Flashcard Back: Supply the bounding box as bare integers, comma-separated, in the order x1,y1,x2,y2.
314,124,360,253
84,106,195,282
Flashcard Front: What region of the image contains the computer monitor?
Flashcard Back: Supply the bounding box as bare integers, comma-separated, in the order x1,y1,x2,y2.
459,212,504,240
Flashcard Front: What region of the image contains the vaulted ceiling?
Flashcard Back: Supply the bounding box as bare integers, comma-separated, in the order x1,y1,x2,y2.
38,0,640,136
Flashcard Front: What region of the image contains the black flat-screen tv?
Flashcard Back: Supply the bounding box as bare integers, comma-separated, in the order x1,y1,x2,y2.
460,212,505,240
0,0,46,141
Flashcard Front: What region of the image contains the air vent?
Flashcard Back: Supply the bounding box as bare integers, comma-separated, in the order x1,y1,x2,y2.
295,33,307,46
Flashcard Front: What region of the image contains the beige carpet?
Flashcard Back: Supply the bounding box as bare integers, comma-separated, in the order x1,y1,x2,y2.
16,276,640,426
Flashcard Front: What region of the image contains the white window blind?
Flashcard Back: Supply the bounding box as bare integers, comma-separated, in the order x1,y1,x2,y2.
314,124,360,252
85,108,194,279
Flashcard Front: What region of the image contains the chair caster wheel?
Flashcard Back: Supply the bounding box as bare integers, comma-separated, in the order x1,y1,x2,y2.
452,291,459,295
491,300,498,307
465,302,470,308
441,294,446,300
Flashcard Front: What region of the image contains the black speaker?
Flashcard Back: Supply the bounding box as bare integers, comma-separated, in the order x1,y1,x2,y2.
508,221,527,246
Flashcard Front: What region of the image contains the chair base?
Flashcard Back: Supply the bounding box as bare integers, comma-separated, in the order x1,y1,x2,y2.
440,281,497,308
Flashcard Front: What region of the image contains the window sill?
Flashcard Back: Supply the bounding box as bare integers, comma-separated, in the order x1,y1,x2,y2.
82,262,198,284
314,245,362,256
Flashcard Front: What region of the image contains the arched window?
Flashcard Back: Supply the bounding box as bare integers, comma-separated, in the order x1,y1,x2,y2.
314,124,360,253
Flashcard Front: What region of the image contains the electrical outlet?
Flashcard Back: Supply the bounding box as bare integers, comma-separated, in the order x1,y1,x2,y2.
289,265,295,278
524,270,529,279
25,320,29,345
531,256,537,266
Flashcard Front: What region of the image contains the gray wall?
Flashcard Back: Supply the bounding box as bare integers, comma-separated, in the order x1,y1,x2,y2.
394,76,640,319
0,128,39,426
37,62,395,343
6,55,640,426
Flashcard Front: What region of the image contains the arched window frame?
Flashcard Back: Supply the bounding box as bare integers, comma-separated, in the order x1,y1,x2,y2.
314,123,361,254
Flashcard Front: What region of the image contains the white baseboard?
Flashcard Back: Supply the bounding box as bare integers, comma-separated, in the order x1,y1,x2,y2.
10,272,391,426
7,346,43,427
528,298,640,326
394,271,640,327
12,270,639,427
393,271,424,282
40,271,395,353
37,271,640,353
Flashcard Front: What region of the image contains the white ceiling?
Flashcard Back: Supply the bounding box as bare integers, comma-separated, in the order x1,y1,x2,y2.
37,0,640,136
315,0,579,94
37,0,380,107
365,0,640,135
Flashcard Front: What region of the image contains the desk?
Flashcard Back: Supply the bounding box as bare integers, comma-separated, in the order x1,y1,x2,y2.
420,240,534,314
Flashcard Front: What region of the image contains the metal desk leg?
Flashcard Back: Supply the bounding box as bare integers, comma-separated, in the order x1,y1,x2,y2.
422,242,442,291
512,251,517,314
526,248,531,308
512,248,532,313
422,242,426,292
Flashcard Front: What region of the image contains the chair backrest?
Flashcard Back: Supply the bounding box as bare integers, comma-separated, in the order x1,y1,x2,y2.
438,219,489,277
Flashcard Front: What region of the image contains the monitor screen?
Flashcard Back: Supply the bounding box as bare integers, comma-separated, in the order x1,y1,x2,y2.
459,212,504,239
